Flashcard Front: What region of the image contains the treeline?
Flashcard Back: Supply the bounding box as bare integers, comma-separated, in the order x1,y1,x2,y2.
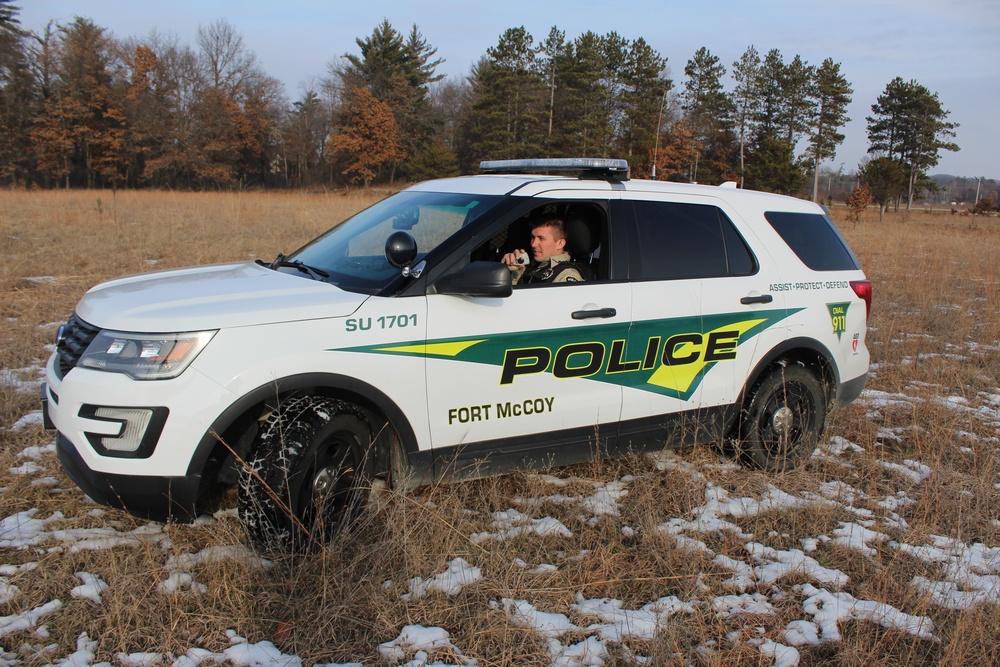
0,2,960,202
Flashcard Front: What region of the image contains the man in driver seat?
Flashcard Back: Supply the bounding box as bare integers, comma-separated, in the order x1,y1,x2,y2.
502,218,586,284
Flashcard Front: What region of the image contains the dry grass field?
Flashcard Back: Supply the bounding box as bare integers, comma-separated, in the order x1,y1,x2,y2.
1,189,998,666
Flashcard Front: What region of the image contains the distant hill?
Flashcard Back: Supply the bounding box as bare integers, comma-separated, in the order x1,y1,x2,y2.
820,171,997,205
926,174,997,205
931,174,998,182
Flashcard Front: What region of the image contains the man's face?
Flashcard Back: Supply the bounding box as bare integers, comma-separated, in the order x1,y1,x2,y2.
530,224,566,262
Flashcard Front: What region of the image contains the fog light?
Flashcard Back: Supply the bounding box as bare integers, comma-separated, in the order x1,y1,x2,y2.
93,407,153,452
80,405,168,458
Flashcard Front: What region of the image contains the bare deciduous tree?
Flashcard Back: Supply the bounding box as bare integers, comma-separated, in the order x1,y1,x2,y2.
196,18,257,96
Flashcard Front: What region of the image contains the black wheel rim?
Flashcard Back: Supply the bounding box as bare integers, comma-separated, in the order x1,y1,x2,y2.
299,437,359,535
756,381,814,456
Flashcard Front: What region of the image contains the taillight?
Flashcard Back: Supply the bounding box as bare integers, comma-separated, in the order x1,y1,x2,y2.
850,280,873,319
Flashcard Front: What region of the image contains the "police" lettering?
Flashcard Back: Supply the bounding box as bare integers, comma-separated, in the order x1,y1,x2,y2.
500,331,740,384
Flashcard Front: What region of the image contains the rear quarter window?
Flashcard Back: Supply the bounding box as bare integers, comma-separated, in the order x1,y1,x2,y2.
764,211,860,271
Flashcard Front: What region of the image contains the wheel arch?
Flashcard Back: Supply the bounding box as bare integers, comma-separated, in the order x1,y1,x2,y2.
738,337,840,414
186,372,420,509
720,338,838,470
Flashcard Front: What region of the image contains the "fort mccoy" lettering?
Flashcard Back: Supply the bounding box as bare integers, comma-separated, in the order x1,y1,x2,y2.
448,397,555,425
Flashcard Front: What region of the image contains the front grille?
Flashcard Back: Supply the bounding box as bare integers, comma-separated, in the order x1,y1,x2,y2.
56,313,101,379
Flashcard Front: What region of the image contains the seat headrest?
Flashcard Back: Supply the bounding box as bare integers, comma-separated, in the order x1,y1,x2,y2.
565,217,598,256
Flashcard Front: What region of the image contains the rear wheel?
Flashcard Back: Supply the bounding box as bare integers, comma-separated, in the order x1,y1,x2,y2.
736,364,826,472
237,395,375,553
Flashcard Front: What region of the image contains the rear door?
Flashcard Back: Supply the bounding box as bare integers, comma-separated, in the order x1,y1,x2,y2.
616,193,790,444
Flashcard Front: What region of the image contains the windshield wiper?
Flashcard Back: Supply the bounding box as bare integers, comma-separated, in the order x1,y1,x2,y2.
259,254,330,280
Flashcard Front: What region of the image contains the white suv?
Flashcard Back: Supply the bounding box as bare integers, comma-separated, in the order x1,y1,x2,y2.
43,159,872,551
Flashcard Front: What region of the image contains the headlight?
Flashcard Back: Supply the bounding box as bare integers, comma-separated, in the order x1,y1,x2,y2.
79,330,216,380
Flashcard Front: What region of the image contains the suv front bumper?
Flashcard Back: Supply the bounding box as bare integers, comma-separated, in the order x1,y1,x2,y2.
55,431,200,522
43,377,204,522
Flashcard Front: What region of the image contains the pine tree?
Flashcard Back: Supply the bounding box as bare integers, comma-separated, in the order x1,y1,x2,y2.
682,47,735,183
745,134,807,195
599,31,629,149
0,0,21,66
0,0,38,185
806,58,852,202
743,49,812,194
730,45,761,187
618,37,670,177
753,49,785,142
780,55,815,145
857,155,907,222
556,31,610,156
337,20,442,181
465,27,546,163
867,77,959,210
537,26,566,149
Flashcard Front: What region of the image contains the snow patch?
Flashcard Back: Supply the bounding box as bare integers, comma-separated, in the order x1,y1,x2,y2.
470,509,572,544
402,558,483,601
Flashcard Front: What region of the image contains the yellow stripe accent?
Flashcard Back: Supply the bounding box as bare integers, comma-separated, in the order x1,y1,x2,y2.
375,339,485,357
647,319,765,392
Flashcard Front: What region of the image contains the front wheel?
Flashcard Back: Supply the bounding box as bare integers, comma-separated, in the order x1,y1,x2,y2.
735,364,827,472
237,395,375,553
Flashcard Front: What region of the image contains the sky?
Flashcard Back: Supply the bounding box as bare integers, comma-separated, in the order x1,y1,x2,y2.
15,0,1000,179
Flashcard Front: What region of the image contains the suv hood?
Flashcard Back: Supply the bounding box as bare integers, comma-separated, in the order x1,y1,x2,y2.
76,262,368,332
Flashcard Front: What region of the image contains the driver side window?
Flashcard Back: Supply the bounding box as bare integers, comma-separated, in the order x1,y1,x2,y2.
470,202,608,283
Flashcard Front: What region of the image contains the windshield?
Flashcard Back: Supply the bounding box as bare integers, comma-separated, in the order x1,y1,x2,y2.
286,191,501,293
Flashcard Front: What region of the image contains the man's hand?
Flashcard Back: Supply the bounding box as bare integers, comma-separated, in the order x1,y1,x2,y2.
502,249,529,271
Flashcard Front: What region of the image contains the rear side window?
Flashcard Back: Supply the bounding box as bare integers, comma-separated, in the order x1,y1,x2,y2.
764,211,860,271
632,201,757,280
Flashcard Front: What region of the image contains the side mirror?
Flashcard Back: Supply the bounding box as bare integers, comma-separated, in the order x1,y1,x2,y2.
385,231,417,269
435,261,512,298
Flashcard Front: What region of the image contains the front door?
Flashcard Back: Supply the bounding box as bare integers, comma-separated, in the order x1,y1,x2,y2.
422,278,631,476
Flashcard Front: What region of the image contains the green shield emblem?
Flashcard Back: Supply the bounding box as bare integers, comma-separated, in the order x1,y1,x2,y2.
827,302,850,340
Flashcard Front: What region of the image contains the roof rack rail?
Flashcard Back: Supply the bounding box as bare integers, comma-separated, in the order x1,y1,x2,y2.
479,158,630,182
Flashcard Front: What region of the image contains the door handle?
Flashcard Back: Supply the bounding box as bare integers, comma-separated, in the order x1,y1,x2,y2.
572,308,617,320
740,294,773,305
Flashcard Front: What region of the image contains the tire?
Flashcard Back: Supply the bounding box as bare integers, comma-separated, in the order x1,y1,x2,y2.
736,364,827,472
237,395,375,553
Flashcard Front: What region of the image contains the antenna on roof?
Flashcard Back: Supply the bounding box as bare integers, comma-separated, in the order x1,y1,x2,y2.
651,89,667,180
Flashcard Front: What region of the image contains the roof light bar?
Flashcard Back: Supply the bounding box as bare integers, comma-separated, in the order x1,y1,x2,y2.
478,158,630,181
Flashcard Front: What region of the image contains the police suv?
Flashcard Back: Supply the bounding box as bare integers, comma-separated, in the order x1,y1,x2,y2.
43,158,872,552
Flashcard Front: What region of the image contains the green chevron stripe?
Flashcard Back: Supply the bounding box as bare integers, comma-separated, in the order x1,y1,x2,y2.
333,308,800,400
